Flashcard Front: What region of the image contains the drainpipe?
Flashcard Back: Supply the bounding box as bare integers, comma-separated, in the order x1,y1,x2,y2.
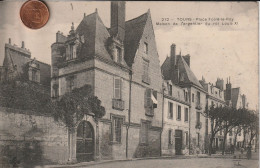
189,98,191,155
126,70,132,159
160,85,165,156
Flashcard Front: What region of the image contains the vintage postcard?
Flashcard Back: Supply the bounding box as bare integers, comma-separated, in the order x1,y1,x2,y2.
0,1,258,168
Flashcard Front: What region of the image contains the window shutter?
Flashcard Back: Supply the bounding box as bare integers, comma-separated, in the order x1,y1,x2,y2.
168,103,171,118
114,77,121,99
152,90,157,108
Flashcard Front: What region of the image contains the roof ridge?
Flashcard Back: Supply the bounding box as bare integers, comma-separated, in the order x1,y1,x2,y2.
125,12,148,23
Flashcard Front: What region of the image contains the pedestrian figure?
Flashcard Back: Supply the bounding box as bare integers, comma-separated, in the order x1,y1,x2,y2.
246,146,252,160
241,147,244,154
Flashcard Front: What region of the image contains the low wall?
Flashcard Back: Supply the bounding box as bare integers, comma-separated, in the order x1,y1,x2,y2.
0,107,69,167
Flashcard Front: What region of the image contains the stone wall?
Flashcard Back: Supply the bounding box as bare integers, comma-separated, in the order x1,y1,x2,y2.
0,107,68,167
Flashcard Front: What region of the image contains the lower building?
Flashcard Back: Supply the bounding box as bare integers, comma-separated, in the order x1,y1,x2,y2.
162,80,190,155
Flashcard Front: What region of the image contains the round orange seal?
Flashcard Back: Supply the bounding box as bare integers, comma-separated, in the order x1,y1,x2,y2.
20,0,49,29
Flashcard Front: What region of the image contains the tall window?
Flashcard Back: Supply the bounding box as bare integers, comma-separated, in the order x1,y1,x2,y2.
32,69,37,82
168,102,173,119
185,108,189,122
66,76,75,93
185,132,189,145
168,83,172,96
144,42,148,54
192,93,194,102
140,121,149,144
114,77,122,99
112,117,122,143
196,112,200,124
197,91,201,104
115,47,122,63
177,105,181,120
168,130,172,146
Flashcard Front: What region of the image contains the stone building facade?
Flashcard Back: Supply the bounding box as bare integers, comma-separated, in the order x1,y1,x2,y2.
51,2,163,162
161,44,207,154
161,80,190,156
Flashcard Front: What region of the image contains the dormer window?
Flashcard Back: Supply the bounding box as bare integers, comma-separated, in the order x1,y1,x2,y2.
67,44,76,60
115,47,122,63
144,42,148,54
32,69,37,82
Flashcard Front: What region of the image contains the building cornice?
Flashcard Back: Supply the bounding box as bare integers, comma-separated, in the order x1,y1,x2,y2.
163,94,191,107
206,94,226,104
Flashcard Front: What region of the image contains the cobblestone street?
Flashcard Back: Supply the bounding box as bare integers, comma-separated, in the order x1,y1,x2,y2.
77,158,258,168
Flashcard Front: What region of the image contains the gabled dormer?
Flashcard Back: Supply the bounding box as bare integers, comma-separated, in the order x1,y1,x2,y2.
28,59,40,83
65,23,84,61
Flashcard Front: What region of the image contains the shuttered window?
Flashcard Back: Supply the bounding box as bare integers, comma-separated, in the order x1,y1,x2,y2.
114,77,122,99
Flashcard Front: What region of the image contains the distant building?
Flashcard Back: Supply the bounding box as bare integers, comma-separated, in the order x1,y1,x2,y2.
224,79,248,109
161,44,207,154
51,2,163,162
200,77,226,152
0,38,51,94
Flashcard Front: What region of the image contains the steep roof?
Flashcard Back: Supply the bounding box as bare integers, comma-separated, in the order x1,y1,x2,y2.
161,55,203,89
161,56,171,80
177,55,203,88
76,12,128,67
124,12,148,67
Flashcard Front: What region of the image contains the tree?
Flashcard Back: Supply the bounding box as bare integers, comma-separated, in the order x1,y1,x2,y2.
52,84,106,131
0,80,52,114
204,105,226,155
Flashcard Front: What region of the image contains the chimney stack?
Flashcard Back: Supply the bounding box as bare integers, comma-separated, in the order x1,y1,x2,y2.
21,41,25,48
110,1,125,42
183,54,190,67
225,77,232,101
170,44,176,68
8,38,11,44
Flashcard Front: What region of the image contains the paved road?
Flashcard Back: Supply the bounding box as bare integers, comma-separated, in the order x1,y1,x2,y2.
78,158,258,168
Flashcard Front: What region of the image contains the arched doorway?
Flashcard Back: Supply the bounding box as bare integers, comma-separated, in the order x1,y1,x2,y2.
76,121,94,162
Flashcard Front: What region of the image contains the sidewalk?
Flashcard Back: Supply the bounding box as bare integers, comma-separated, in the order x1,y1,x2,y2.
45,152,258,168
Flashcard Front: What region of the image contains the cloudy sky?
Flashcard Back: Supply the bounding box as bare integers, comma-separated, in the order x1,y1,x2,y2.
0,1,258,109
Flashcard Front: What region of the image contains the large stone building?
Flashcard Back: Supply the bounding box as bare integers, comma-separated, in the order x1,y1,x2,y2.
51,2,163,162
161,44,207,154
0,38,51,94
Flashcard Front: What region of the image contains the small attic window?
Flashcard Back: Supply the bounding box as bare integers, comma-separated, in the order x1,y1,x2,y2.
115,46,122,63
144,42,148,54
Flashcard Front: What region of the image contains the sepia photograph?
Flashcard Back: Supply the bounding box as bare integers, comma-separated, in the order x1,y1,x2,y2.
0,1,258,168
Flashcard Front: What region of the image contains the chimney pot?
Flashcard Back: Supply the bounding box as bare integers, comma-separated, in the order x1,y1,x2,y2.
22,41,25,48
8,38,11,44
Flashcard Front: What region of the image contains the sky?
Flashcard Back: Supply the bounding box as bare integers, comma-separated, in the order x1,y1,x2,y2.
0,1,258,110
